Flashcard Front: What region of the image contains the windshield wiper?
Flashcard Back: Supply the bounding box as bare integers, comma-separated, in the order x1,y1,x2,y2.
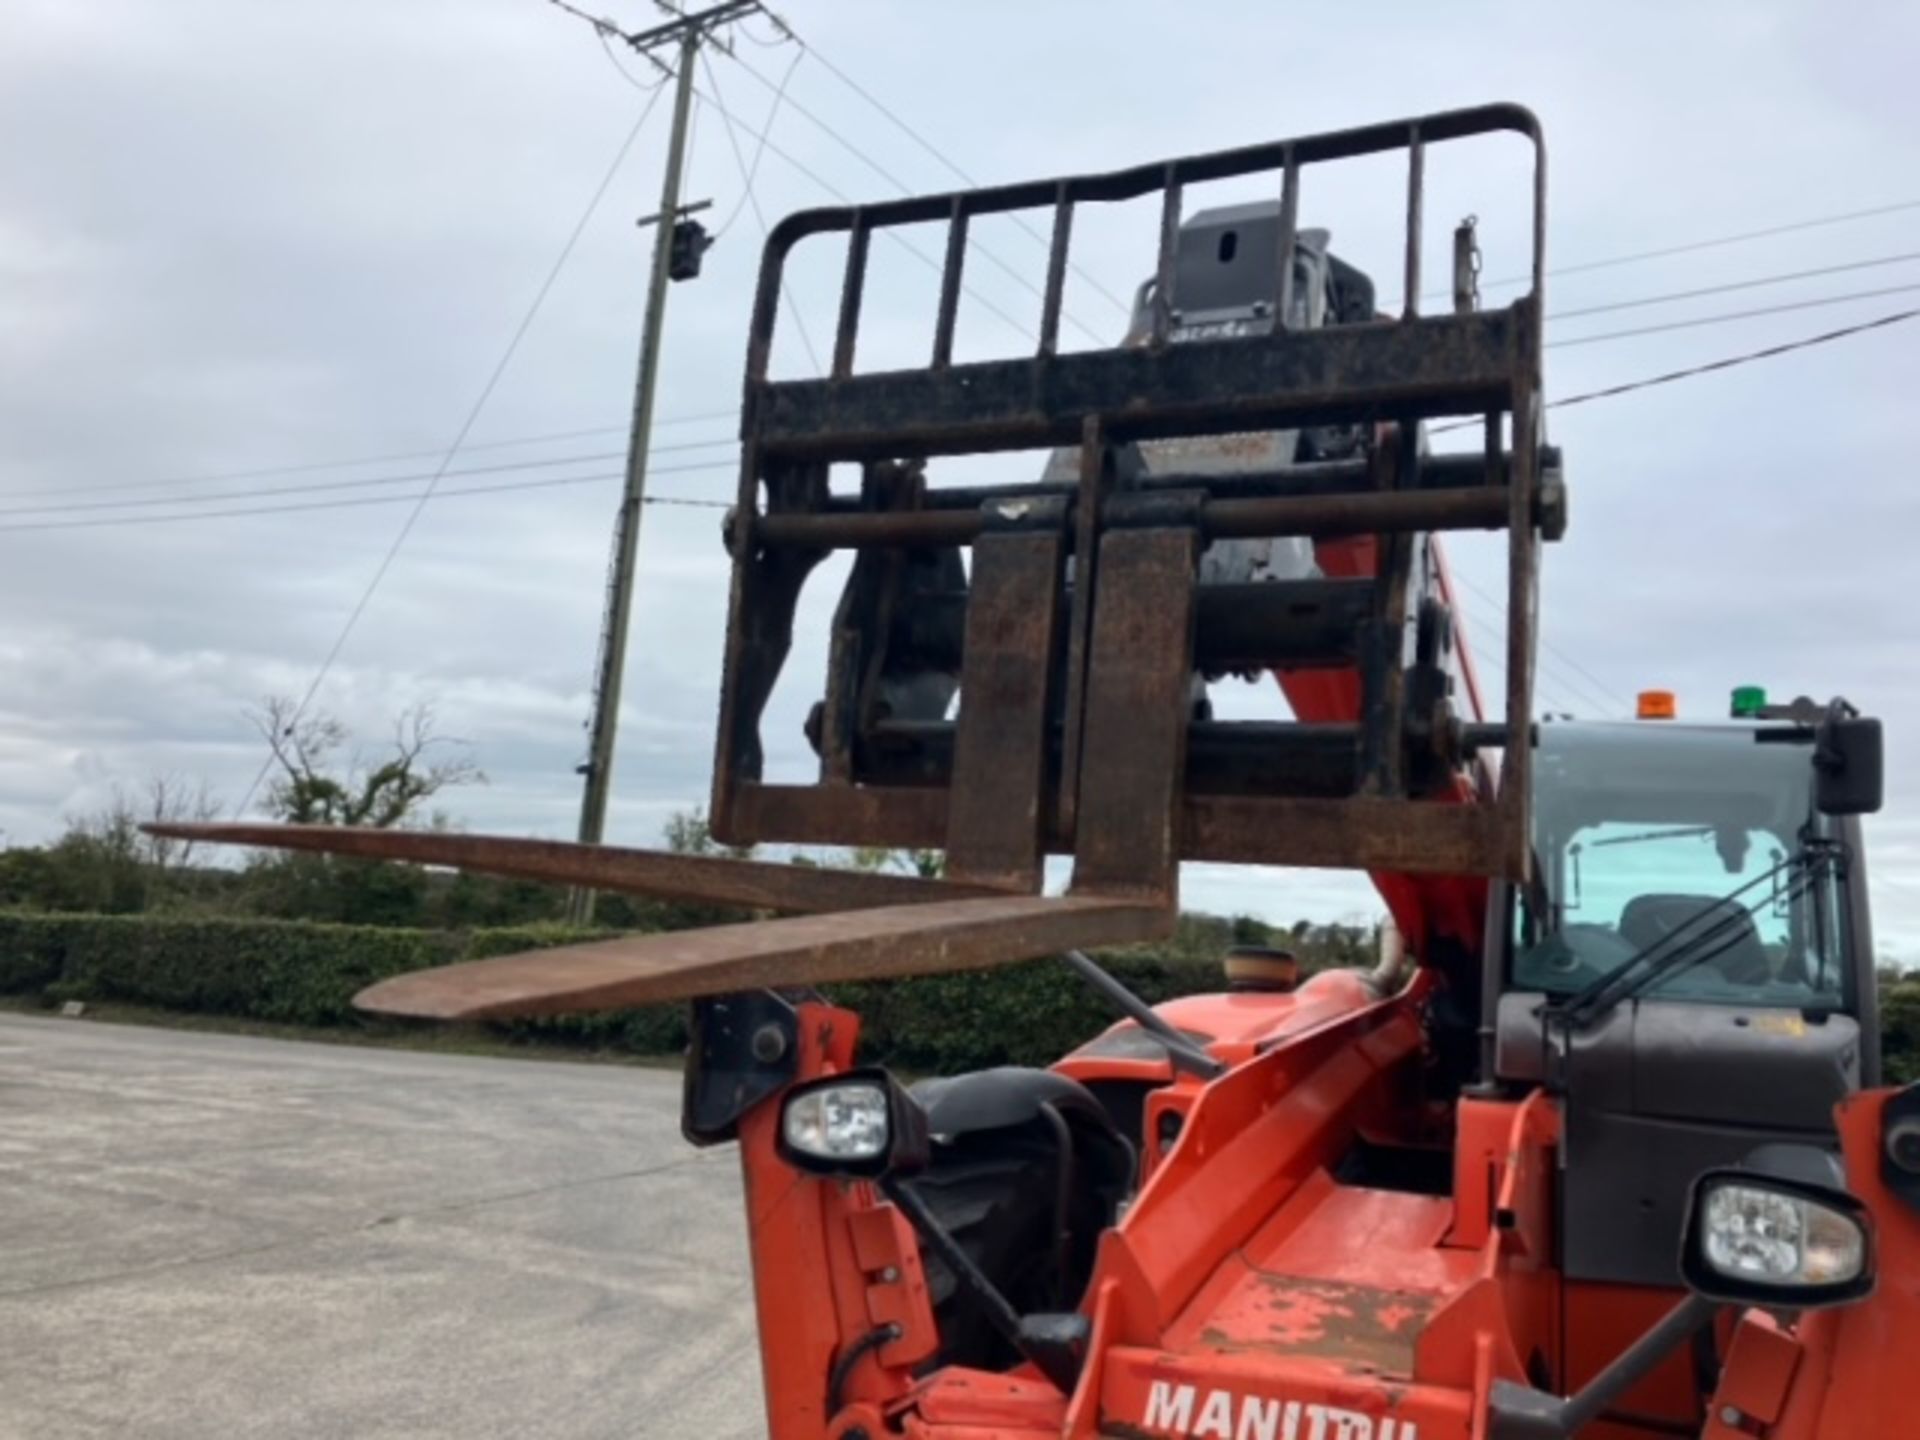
1552,839,1838,1031
1587,824,1716,850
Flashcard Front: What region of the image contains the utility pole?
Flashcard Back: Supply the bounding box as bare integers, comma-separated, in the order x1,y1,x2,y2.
567,0,761,924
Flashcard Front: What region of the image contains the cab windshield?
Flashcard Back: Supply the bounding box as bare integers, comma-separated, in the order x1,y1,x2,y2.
1510,723,1848,1009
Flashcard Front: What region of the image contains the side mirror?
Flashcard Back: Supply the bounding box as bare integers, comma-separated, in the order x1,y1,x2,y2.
1815,714,1883,816
1882,1084,1920,1212
1680,1151,1874,1309
777,1068,930,1181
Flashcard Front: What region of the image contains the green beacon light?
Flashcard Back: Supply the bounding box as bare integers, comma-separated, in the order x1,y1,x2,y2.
1730,685,1768,718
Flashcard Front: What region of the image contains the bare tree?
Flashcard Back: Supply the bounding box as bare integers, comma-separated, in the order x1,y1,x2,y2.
249,697,483,828
139,774,223,871
40,775,223,912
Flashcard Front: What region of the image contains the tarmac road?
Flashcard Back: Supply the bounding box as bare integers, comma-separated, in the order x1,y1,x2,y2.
0,1013,764,1439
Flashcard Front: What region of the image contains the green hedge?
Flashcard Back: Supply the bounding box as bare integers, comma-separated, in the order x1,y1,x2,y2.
0,914,582,1028
1885,981,1920,1085
5,910,1914,1082
0,913,71,994
831,954,1227,1072
0,911,1224,1068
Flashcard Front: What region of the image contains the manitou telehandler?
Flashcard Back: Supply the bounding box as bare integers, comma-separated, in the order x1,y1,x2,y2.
163,103,1913,1439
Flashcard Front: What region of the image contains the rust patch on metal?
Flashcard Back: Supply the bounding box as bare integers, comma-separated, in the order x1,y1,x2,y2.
1068,525,1196,903
1181,795,1507,876
943,528,1064,891
1195,1276,1437,1377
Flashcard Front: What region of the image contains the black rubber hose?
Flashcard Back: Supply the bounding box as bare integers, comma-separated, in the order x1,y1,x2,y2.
826,1322,902,1422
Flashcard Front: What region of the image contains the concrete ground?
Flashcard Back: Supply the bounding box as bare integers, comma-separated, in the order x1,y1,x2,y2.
0,1014,763,1440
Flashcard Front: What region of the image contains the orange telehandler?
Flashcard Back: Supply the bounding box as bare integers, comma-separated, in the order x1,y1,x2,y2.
161,102,1912,1439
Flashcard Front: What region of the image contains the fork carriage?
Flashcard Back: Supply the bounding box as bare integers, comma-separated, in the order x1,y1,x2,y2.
156,102,1555,1016
712,101,1551,909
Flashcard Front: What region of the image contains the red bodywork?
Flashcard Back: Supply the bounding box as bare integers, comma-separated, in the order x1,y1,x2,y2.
720,528,1907,1437
736,990,1916,1440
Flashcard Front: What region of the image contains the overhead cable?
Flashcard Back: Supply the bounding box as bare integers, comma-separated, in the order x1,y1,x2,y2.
699,50,826,373
0,464,732,534
1546,281,1920,348
230,82,669,815
764,29,1134,318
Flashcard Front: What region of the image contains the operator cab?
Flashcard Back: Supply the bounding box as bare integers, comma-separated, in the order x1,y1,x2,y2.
1492,694,1882,1286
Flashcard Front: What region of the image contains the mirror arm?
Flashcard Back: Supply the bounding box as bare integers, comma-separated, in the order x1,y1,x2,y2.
1488,1292,1717,1438
1813,696,1859,776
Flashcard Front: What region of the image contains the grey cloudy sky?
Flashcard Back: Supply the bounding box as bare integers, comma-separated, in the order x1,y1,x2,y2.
5,1,1919,952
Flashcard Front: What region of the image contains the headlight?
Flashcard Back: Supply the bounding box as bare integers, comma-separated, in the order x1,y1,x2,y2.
783,1080,891,1163
1698,1182,1864,1287
776,1069,929,1180
1681,1167,1873,1308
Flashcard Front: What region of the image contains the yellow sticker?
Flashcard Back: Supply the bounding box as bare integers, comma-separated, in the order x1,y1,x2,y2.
1751,1014,1807,1038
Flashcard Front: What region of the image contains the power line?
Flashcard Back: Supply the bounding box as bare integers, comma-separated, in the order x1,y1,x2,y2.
596,23,666,92
26,314,1908,535
771,29,1135,320
688,77,1039,344
0,464,731,534
1430,307,1920,713
735,10,792,47
709,43,801,239
545,0,675,89
24,303,1916,525
33,237,1918,505
699,50,825,373
719,47,1110,348
1453,607,1589,719
1547,280,1920,349
1546,307,1920,414
0,439,738,513
1457,589,1606,717
233,81,670,818
1551,250,1920,322
0,449,618,517
1479,196,1920,291
0,411,737,502
1452,573,1626,716
1431,307,1920,437
41,308,1911,526
544,0,621,31
713,64,1920,338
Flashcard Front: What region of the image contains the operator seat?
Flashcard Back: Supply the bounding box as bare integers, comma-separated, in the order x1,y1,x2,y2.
902,1068,1135,1370
1619,892,1772,986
